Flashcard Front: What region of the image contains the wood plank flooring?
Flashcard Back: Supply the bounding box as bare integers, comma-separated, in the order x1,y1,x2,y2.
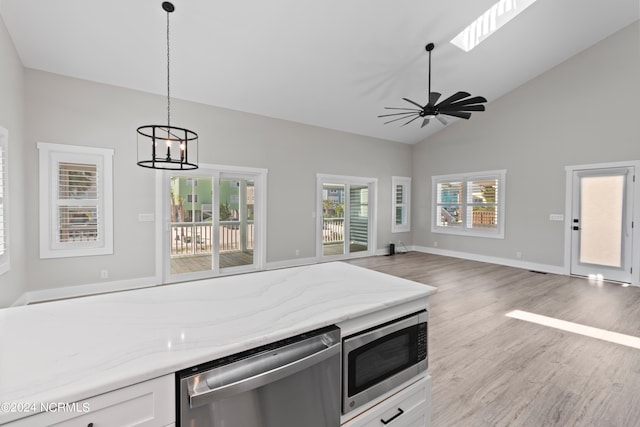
346,252,640,427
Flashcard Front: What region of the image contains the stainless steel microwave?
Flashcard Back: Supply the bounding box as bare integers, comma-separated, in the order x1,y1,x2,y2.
342,310,428,414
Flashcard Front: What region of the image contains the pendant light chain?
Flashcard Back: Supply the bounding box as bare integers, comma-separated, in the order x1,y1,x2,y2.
166,9,171,128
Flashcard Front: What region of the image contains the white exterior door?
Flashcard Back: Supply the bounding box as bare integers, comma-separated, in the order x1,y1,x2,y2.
570,166,634,283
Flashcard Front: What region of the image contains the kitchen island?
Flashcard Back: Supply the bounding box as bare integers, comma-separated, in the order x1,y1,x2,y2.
0,261,436,426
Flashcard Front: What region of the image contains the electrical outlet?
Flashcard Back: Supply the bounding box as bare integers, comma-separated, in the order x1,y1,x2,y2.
100,270,109,279
295,249,300,256
433,241,438,247
516,251,522,259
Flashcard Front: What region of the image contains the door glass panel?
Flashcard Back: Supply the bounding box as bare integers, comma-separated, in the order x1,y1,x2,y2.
322,184,345,256
579,175,624,267
170,176,214,274
349,185,368,253
219,178,254,269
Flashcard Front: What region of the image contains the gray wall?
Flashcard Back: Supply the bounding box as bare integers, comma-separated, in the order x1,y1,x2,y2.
21,69,413,295
0,15,26,307
413,21,640,267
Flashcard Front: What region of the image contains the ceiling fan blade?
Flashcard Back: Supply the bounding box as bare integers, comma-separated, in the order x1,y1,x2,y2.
439,104,485,113
378,111,420,118
437,116,448,125
439,96,487,109
459,105,485,112
401,115,422,127
402,98,426,109
436,91,471,108
383,113,419,125
461,95,487,104
439,111,472,120
384,107,422,112
421,118,430,128
429,92,441,106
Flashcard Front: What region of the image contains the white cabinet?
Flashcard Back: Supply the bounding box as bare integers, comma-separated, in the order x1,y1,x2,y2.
6,374,174,427
343,375,431,427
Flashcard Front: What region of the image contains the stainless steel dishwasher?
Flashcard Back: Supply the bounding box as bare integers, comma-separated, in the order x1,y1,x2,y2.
177,326,341,427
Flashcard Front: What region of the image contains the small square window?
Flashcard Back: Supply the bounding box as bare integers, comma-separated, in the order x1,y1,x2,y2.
392,176,411,233
38,142,114,258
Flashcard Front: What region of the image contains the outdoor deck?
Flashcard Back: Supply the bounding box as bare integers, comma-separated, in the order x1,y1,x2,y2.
323,242,368,256
171,243,368,274
171,250,254,274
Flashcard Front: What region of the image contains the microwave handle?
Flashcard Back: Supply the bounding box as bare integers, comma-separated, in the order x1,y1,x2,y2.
189,340,339,408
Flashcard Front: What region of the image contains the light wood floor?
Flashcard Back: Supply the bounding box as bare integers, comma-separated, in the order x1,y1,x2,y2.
346,252,640,427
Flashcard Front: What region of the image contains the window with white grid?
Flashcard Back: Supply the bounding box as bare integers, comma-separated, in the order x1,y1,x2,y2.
432,170,506,238
38,142,113,258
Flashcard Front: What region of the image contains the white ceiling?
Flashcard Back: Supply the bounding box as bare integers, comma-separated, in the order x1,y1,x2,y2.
1,0,638,144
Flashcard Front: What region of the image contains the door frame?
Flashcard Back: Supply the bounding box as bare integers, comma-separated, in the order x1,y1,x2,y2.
155,163,268,284
316,174,378,261
564,160,640,286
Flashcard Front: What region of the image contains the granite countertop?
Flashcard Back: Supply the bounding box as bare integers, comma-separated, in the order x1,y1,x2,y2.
0,262,436,424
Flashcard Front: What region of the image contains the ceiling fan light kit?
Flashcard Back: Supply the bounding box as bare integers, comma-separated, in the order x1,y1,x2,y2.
378,42,487,129
137,1,199,170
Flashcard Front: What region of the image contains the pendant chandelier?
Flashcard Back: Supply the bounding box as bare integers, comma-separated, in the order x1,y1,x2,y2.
137,1,198,170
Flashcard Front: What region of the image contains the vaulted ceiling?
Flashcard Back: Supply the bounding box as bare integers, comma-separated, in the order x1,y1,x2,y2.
1,0,638,144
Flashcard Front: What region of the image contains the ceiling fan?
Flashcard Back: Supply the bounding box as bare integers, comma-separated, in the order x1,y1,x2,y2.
378,42,487,128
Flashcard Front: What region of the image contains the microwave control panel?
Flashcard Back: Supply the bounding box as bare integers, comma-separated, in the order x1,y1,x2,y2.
418,322,428,362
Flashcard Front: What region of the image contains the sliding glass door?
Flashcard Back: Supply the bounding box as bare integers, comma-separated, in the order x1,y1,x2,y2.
161,166,266,283
317,175,376,259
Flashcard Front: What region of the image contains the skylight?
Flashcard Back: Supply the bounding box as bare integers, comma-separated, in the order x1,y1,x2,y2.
451,0,539,52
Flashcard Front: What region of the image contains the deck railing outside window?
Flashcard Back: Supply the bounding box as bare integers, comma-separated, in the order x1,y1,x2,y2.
322,218,344,244
171,221,254,256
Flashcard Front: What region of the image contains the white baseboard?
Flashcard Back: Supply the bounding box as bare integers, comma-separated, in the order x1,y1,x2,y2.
265,256,319,271
11,276,159,307
411,245,566,275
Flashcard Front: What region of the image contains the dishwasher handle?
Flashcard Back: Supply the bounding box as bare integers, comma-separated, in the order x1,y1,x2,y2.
188,333,340,409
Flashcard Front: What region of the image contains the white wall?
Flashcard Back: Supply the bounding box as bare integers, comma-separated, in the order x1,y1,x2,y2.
0,15,26,307
412,21,640,269
20,69,412,297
